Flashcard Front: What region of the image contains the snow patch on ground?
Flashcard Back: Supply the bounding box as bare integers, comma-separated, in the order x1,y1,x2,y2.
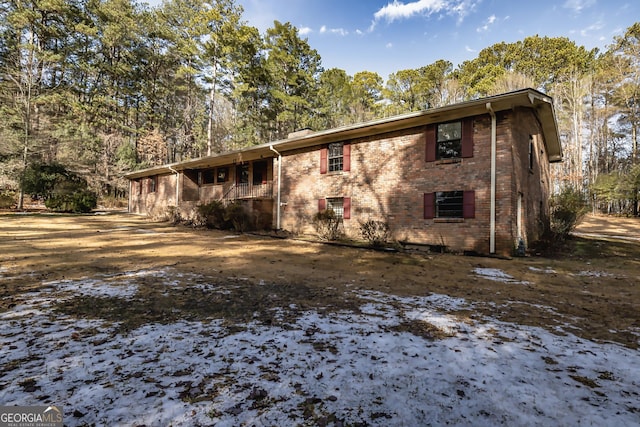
473,268,531,285
577,270,617,278
529,266,557,274
0,268,638,426
55,278,140,299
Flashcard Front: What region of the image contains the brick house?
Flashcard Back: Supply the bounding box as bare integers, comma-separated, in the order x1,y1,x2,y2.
125,88,562,255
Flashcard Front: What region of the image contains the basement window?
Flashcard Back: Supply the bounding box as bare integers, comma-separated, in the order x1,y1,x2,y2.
436,191,463,218
327,197,344,218
319,197,351,219
424,190,475,219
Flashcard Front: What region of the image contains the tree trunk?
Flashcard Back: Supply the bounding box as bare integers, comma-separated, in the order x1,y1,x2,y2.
17,30,36,211
207,63,218,156
17,144,28,210
633,125,638,216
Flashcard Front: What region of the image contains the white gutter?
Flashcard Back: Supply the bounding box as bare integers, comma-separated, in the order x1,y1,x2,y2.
486,102,497,254
269,145,282,230
168,166,180,207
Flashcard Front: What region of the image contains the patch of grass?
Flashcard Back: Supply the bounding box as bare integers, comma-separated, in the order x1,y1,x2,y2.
310,340,339,355
597,371,616,381
206,408,223,419
53,278,364,333
390,319,456,340
19,378,39,392
569,375,600,388
545,236,640,261
2,355,43,374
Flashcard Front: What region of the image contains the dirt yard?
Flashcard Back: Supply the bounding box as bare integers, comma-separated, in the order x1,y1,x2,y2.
1,212,639,348
1,212,639,425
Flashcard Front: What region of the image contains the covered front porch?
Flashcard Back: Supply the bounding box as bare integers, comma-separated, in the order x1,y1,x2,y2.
125,143,281,227
181,159,275,204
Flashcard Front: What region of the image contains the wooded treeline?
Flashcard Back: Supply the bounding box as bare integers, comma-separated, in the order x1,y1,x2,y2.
0,0,638,214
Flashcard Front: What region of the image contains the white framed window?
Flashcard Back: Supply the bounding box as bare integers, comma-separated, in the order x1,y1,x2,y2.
437,121,462,159
328,143,343,172
149,176,157,193
326,197,344,218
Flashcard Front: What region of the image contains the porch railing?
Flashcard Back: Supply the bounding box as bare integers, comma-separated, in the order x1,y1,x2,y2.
222,181,274,201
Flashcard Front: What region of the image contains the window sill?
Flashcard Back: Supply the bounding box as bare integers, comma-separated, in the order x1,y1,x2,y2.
435,158,462,165
433,218,464,223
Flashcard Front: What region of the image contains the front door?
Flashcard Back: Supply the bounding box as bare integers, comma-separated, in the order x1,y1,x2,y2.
236,164,249,184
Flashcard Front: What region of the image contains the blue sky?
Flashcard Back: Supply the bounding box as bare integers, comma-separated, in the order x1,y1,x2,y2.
148,0,639,81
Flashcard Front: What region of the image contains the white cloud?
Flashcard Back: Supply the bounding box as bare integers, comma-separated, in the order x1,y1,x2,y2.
319,25,348,36
563,0,596,13
386,42,394,48
372,0,478,28
298,26,313,35
374,0,446,22
476,14,496,32
465,45,476,53
580,21,604,37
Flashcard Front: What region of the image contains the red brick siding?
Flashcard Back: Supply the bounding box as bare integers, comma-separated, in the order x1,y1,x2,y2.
507,107,552,247
129,173,177,217
129,161,275,221
278,110,552,255
128,110,553,255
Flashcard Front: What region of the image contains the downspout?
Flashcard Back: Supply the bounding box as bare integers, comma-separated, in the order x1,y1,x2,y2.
269,145,282,230
168,166,179,208
128,179,132,213
486,102,497,254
